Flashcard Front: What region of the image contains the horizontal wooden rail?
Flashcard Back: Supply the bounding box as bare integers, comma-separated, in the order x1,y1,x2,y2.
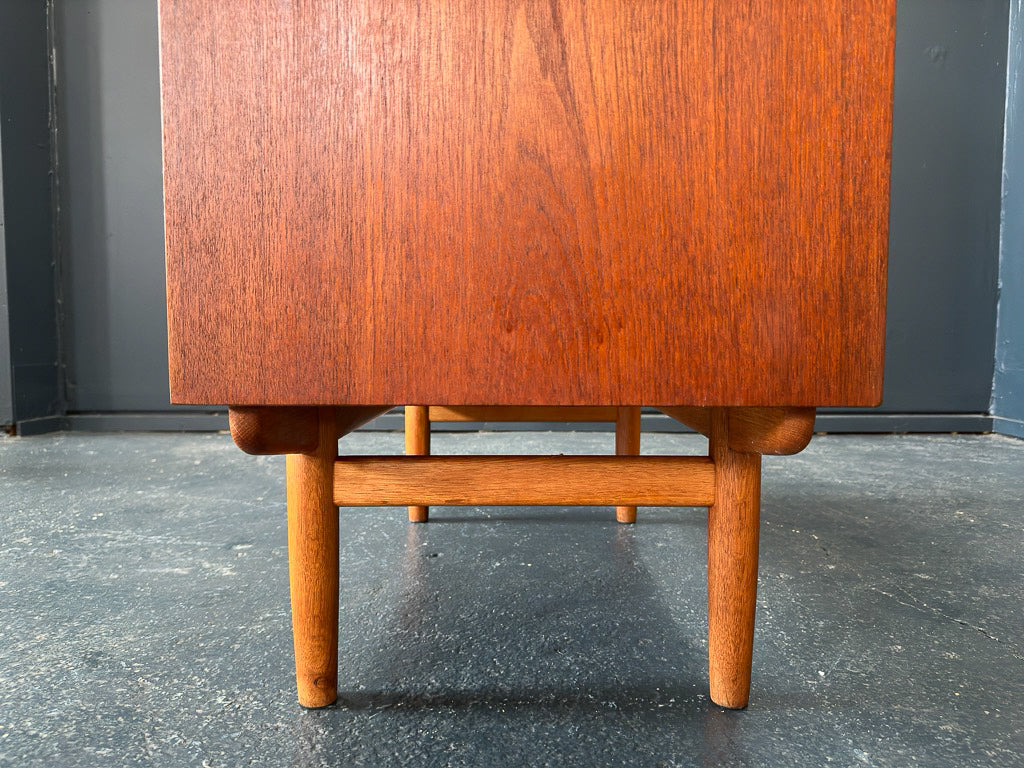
427,406,618,423
334,455,715,507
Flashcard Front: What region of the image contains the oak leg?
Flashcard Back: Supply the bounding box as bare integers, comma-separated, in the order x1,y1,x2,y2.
615,407,642,523
708,408,761,709
405,406,430,522
286,407,339,708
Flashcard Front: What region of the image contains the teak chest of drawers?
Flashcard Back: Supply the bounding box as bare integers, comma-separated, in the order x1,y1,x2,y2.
159,0,896,709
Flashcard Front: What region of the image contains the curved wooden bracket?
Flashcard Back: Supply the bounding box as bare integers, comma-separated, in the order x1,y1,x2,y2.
659,406,815,456
229,405,392,455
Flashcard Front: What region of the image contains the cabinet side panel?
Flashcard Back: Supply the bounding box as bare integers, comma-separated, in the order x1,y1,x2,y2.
160,0,895,406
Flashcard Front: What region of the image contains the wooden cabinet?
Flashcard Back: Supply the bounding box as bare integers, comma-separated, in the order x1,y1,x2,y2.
160,0,894,408
159,0,897,711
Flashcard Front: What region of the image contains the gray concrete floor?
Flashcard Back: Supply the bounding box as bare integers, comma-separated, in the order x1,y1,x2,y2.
0,430,1021,767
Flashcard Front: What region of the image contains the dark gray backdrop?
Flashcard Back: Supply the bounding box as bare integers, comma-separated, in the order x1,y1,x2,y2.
6,0,1014,432
994,2,1024,439
0,1,62,429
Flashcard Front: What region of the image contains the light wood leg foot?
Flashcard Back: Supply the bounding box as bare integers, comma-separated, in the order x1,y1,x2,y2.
708,408,761,709
286,407,339,708
405,406,430,522
615,406,642,523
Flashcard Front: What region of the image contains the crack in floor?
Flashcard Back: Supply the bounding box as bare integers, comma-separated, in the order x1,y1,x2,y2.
870,585,1022,659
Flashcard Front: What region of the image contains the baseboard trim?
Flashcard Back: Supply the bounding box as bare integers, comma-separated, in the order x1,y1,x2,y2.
15,415,68,436
12,409,995,436
992,417,1024,440
64,412,230,432
811,413,992,434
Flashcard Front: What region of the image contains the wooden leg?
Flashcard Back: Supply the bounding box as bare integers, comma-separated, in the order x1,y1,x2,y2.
405,406,430,522
708,408,761,709
615,406,642,523
286,407,339,708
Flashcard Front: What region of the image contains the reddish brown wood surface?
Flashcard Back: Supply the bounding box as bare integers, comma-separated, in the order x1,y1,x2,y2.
404,405,430,523
707,408,761,709
659,406,816,456
429,406,618,423
615,406,642,524
229,405,390,455
160,0,895,407
333,455,715,507
286,408,339,707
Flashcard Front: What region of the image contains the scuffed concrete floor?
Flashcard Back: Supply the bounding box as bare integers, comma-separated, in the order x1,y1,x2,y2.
0,430,1021,767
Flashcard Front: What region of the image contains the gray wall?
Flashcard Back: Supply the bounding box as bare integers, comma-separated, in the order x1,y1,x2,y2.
0,0,63,428
55,0,172,413
878,0,1007,415
0,121,13,426
994,0,1024,439
45,0,1011,431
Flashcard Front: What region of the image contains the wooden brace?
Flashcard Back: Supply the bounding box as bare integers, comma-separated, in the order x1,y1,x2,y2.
229,405,392,455
659,406,815,455
235,405,816,711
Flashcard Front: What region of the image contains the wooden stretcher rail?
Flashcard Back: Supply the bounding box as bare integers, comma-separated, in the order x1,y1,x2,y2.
428,406,619,422
334,455,715,507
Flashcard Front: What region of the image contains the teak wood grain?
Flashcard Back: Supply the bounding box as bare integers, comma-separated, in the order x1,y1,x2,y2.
404,405,430,523
159,0,895,407
229,405,390,455
659,406,816,456
429,406,618,423
615,406,642,524
286,408,339,708
333,456,715,507
707,409,761,709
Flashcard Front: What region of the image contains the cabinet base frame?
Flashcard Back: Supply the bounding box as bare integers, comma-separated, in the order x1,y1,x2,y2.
229,404,816,711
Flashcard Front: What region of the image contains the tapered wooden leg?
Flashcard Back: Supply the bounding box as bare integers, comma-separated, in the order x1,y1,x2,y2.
405,406,430,522
286,407,339,708
615,407,642,523
708,408,761,709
